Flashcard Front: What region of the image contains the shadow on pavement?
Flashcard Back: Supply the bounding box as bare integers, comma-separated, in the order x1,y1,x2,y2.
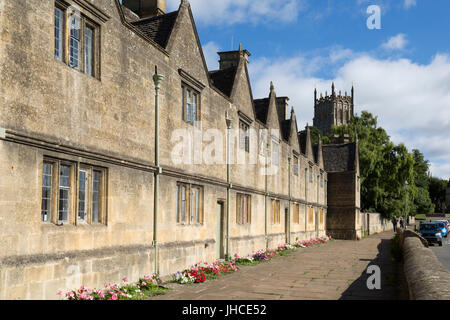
339,238,409,300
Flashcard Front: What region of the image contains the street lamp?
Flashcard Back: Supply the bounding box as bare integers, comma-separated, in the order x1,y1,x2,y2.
404,181,409,229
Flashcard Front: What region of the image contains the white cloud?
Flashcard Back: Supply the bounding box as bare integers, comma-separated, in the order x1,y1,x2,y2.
202,41,220,70
404,0,417,9
381,33,408,51
248,51,450,180
167,0,305,26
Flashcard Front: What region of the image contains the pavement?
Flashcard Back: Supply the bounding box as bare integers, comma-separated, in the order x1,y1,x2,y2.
150,231,408,300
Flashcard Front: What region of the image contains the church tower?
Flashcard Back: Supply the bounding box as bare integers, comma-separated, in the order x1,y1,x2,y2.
313,83,354,136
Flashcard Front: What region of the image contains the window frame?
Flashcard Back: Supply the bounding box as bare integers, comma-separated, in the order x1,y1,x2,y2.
270,199,281,225
176,182,204,225
41,162,55,222
293,203,300,224
54,5,65,61
40,157,107,226
54,1,100,79
236,193,251,225
181,83,201,126
293,155,299,176
239,120,250,153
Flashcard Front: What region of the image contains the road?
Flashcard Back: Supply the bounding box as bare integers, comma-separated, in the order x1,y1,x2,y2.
430,236,450,270
415,218,450,271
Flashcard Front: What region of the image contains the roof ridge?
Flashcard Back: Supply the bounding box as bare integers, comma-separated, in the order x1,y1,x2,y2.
132,10,179,24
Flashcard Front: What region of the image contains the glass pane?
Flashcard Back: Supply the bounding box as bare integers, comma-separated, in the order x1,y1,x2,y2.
92,170,101,223
181,87,184,120
247,196,250,223
59,188,69,222
190,189,194,222
69,16,80,69
176,185,179,222
181,186,186,222
54,8,63,61
78,171,87,221
41,163,52,222
195,188,200,223
193,94,197,123
84,26,94,76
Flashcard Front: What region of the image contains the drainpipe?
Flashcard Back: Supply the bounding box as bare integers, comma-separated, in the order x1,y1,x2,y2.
153,66,164,275
225,113,233,260
265,142,269,249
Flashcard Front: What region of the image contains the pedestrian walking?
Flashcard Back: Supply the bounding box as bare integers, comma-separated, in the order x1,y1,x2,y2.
399,217,404,229
392,216,398,232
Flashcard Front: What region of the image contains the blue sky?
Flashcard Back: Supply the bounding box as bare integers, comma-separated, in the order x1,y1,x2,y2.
164,0,450,179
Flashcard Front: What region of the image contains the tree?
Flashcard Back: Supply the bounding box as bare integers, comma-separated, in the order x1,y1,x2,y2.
328,111,433,219
429,177,448,213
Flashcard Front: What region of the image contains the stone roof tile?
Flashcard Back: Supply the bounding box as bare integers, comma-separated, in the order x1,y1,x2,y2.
322,142,356,172
131,11,179,49
208,67,238,97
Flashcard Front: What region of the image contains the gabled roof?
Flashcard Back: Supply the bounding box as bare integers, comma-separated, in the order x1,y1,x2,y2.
253,98,270,124
322,142,357,172
280,119,291,142
313,144,319,164
208,67,238,97
298,131,307,156
131,11,179,49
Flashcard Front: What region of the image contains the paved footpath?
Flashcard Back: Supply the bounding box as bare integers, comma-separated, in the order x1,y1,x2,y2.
151,231,408,300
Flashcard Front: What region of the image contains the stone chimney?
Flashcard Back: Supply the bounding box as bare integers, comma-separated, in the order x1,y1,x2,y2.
122,0,166,19
276,97,289,121
217,44,251,70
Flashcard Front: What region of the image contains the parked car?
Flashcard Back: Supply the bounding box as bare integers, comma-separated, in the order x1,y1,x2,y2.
436,220,450,233
434,222,448,238
418,223,443,246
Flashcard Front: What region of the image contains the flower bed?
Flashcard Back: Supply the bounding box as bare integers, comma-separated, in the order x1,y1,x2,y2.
234,235,333,265
173,260,239,284
59,274,168,300
60,235,333,297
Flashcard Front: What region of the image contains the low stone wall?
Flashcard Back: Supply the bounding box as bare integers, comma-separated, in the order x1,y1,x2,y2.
360,213,394,236
401,230,450,300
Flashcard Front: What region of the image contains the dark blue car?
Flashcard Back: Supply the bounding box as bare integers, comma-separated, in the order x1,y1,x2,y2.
418,223,443,246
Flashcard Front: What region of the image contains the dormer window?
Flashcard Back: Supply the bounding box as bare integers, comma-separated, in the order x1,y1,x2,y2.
272,138,279,166
181,83,200,126
54,1,100,79
239,120,250,152
293,155,299,176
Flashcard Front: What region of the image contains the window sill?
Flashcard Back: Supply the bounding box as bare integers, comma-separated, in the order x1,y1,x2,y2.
54,58,101,82
40,221,107,230
177,223,204,227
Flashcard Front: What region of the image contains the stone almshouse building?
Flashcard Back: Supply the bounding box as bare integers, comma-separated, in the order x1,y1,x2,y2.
0,0,361,299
